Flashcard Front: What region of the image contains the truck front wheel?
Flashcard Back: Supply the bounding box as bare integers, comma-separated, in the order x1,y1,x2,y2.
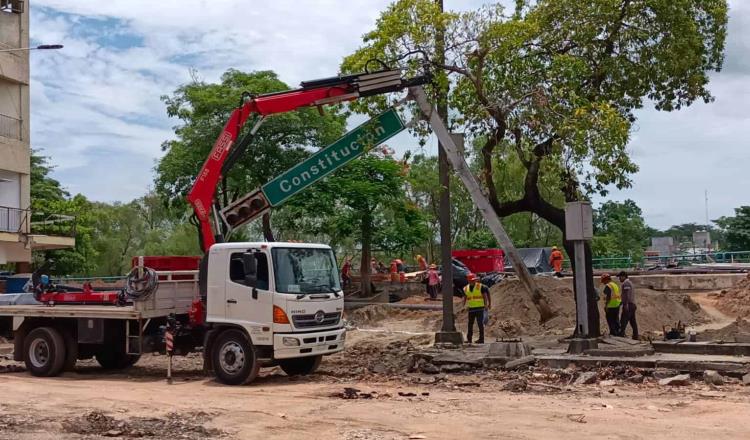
212,329,260,385
279,355,322,376
23,327,66,377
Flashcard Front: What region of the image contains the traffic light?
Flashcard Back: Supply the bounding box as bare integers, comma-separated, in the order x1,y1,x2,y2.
220,189,270,229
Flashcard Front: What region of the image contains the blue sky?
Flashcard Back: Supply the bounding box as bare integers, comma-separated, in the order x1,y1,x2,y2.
28,0,750,230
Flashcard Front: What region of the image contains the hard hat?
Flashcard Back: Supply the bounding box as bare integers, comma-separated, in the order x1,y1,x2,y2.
467,273,477,281
552,246,558,250
429,264,437,269
417,254,423,259
40,274,49,284
600,273,611,282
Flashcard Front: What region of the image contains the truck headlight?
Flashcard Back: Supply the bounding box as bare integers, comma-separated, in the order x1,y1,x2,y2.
282,337,300,346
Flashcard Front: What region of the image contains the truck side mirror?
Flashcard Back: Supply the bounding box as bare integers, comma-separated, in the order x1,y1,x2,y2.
242,252,257,288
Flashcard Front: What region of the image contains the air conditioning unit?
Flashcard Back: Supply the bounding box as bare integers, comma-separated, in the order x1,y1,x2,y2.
0,0,24,14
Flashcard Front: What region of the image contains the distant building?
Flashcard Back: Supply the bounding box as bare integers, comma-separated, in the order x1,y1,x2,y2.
692,231,711,250
1,1,74,271
648,236,678,256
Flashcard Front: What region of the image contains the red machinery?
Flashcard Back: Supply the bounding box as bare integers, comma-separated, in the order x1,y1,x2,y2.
34,67,430,306
452,249,505,274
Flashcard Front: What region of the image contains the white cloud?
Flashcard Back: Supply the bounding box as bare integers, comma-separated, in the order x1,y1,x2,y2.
26,0,750,230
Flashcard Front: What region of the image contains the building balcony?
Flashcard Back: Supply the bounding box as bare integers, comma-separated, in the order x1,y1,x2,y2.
0,205,76,250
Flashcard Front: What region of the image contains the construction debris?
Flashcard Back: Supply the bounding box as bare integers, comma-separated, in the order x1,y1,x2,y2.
704,370,725,386
502,379,528,392
575,372,598,385
61,410,223,439
659,374,691,386
503,355,537,371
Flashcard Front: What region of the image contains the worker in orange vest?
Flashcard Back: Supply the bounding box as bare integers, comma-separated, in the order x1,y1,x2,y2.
416,254,427,271
549,246,564,277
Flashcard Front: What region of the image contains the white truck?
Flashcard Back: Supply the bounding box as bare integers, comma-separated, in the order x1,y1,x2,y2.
0,242,345,385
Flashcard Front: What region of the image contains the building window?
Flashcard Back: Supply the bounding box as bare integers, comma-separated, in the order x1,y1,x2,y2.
0,1,24,14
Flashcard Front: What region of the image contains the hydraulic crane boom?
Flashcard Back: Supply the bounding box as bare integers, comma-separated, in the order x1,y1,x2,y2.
187,68,428,252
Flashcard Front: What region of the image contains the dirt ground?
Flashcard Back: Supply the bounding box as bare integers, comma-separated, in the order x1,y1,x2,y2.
1,283,750,439
2,351,750,440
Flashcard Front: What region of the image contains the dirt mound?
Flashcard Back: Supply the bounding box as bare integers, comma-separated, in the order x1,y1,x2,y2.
699,317,750,342
453,278,708,338
715,275,750,317
346,305,439,332
321,332,433,378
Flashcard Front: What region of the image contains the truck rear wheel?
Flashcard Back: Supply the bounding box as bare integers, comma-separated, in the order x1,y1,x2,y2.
23,327,66,377
279,355,322,376
212,329,260,385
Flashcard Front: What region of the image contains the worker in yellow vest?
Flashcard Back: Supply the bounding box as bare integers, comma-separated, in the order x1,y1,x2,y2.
600,273,622,336
462,273,491,344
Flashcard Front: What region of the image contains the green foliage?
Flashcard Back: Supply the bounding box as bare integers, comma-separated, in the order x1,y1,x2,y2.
715,207,750,251
343,0,727,224
593,199,650,258
156,69,346,214
461,230,498,250
30,150,68,203
30,150,200,277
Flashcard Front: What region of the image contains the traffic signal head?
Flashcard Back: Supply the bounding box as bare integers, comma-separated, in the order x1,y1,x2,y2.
221,189,270,229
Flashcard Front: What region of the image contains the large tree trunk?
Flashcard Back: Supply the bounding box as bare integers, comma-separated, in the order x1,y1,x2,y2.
262,212,275,242
359,210,373,297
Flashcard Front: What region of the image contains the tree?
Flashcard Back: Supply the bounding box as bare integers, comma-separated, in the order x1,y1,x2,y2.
281,150,428,296
593,199,650,258
29,151,98,276
343,0,727,335
30,150,68,203
156,69,347,242
715,207,750,251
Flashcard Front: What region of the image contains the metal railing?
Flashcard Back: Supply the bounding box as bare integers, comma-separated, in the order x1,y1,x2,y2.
31,212,76,237
0,205,27,233
0,113,22,140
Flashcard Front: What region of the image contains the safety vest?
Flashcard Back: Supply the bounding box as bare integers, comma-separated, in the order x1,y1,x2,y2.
464,283,485,308
606,281,621,308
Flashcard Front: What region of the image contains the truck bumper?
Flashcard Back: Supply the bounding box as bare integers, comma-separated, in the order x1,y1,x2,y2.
273,327,346,360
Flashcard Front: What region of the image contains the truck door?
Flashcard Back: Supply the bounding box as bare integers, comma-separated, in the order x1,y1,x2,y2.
225,252,274,334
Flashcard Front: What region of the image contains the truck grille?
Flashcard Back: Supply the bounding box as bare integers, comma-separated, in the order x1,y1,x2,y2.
292,312,341,328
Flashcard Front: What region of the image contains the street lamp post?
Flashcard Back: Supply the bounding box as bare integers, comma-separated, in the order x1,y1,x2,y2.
0,44,63,53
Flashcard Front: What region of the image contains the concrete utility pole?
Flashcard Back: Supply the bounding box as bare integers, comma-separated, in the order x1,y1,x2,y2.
410,87,555,324
433,0,462,345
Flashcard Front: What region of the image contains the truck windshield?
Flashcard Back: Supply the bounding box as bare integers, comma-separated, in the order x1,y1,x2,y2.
272,247,342,294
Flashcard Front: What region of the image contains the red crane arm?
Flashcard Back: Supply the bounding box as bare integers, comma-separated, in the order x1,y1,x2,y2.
186,68,428,252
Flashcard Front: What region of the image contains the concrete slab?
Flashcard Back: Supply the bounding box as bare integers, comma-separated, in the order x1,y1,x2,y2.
584,347,655,357
652,341,750,356
537,352,750,377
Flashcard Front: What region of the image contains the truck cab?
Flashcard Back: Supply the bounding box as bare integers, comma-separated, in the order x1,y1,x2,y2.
204,242,346,384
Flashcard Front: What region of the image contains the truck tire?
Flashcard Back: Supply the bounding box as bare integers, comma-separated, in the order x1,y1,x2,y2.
212,329,260,385
61,328,78,372
279,355,322,376
96,350,140,370
23,327,66,377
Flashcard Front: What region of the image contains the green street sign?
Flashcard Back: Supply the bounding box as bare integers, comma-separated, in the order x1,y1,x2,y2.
262,108,405,207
